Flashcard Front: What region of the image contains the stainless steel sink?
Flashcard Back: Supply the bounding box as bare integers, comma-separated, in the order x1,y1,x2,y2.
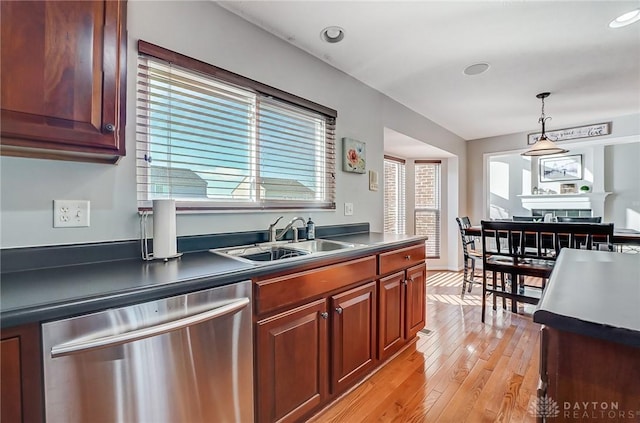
210,238,363,264
284,239,359,253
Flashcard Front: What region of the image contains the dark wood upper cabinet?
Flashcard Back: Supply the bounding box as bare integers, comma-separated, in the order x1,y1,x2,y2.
1,0,127,164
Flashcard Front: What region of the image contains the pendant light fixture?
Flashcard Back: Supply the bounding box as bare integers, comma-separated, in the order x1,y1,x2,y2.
522,92,568,156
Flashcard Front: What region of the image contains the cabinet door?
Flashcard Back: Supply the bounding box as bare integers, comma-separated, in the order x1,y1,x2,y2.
0,324,43,423
1,0,127,163
378,271,405,361
256,299,328,423
1,337,21,422
330,281,377,394
405,264,426,340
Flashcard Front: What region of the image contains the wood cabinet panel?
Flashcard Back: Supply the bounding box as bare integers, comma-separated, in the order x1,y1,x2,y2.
405,264,426,340
1,0,127,163
0,323,44,423
378,272,405,361
255,256,376,316
256,299,328,423
541,326,640,421
1,337,22,423
330,281,377,394
379,244,425,275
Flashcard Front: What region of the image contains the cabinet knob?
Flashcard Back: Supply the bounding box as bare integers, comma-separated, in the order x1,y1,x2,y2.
335,307,343,314
404,255,411,260
403,279,408,285
320,312,329,319
104,123,116,133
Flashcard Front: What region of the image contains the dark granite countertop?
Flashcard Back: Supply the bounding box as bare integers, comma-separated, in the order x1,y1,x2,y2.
533,249,640,347
1,232,426,328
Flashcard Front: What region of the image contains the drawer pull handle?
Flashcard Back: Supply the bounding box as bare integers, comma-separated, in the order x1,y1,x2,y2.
320,312,329,319
404,255,411,260
335,307,343,314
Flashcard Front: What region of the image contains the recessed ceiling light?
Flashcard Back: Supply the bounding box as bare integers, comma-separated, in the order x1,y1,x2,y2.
320,26,345,43
463,62,490,76
609,8,640,28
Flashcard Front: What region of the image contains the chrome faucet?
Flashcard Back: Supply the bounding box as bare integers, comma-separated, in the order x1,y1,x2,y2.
268,216,284,242
276,217,307,242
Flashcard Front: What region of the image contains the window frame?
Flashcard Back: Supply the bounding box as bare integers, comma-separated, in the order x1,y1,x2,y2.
383,155,406,235
414,160,441,259
136,41,337,211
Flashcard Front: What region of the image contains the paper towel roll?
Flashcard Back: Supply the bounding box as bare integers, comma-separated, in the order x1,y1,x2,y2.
153,199,177,259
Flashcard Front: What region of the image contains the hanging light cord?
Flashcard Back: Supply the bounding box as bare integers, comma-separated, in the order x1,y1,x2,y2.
539,95,551,136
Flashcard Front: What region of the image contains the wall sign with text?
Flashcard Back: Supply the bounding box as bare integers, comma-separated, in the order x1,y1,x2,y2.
528,122,611,145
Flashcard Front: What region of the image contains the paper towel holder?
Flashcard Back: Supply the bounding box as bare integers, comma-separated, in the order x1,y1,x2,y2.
140,211,183,261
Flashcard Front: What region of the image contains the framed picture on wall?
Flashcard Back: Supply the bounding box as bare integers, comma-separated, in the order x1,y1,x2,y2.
342,137,366,173
539,154,583,182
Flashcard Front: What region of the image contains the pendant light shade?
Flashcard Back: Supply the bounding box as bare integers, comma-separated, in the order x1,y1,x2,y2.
522,92,568,156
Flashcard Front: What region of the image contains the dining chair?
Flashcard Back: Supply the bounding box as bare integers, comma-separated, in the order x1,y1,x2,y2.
480,221,614,322
456,217,483,297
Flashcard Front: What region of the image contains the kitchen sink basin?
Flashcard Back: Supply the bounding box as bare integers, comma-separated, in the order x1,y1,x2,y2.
283,239,360,253
210,239,363,264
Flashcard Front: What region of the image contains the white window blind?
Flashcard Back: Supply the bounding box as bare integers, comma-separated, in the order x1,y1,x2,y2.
383,156,406,234
415,161,441,258
136,44,336,211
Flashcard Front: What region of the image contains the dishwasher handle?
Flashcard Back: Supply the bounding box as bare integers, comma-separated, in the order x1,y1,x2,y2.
51,297,250,358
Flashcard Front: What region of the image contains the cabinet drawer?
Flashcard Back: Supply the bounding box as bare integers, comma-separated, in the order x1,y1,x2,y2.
378,244,425,275
256,256,376,316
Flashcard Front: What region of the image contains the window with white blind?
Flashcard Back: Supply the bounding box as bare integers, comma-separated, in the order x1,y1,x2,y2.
415,160,441,258
383,156,406,234
136,41,336,211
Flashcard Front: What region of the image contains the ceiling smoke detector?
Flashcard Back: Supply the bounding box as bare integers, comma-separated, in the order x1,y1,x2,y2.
320,26,345,43
463,63,490,76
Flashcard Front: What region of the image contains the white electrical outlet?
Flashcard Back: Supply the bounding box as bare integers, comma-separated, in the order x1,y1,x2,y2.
344,202,354,216
53,200,90,228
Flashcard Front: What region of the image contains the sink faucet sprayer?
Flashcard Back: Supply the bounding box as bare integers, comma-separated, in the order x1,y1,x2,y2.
268,216,284,242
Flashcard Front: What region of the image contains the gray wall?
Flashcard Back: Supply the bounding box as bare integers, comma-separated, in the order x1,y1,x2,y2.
488,154,530,219
605,142,640,230
1,1,466,251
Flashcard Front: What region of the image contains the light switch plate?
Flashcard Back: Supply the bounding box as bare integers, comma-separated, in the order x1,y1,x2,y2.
53,200,90,228
344,202,354,216
369,170,379,191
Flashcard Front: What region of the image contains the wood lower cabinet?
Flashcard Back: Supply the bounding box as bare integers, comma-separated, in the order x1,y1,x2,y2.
256,299,329,423
539,326,640,423
0,324,44,423
404,264,426,340
255,282,377,423
378,263,426,361
378,272,405,360
254,256,377,423
0,0,127,163
330,281,376,394
378,244,427,361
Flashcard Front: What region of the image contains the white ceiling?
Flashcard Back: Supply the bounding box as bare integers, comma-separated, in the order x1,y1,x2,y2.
218,0,640,150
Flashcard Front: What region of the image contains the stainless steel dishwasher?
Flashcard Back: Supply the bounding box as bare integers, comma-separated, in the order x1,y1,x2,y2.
42,280,253,423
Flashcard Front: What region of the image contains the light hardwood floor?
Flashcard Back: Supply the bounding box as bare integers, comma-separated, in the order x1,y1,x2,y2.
309,271,541,423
